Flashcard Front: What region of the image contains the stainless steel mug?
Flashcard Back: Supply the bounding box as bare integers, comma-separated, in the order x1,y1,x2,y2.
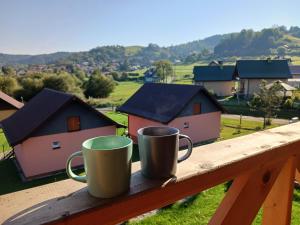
66,135,132,198
138,126,193,179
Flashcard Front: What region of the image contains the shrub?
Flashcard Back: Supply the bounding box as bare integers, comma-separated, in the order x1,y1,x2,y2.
0,76,18,96
84,74,115,98
128,73,139,77
15,77,44,101
283,98,294,109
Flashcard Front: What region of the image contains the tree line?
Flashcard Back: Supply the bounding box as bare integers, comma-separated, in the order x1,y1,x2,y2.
214,26,300,57
0,67,116,102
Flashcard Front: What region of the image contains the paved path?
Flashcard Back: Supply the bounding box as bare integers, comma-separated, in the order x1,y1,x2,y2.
222,114,289,125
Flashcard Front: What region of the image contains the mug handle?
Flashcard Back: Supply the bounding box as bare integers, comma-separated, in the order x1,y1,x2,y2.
178,134,193,163
66,151,87,183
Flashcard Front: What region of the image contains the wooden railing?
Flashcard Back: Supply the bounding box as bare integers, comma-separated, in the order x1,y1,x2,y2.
2,122,300,225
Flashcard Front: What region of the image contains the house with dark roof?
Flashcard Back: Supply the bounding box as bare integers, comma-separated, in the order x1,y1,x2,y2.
193,64,236,97
287,65,300,88
234,59,292,97
117,83,224,144
289,65,300,78
1,88,122,179
144,68,160,83
0,91,24,121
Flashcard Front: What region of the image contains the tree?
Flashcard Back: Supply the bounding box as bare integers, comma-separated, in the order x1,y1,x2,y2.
43,72,81,94
119,59,130,71
153,60,173,83
0,76,18,96
1,66,16,76
15,76,44,101
72,67,87,82
248,80,283,128
84,73,115,98
277,46,286,57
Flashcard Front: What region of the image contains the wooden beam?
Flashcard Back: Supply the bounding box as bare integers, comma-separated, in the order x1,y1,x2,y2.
209,160,285,225
262,157,296,225
294,156,300,183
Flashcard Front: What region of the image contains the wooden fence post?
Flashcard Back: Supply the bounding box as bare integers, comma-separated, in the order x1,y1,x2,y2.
262,157,296,225
209,160,284,225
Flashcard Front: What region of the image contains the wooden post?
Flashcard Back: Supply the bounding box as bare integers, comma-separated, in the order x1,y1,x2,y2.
209,160,284,225
262,157,296,225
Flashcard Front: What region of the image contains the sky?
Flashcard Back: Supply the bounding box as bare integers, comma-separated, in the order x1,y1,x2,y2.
0,0,299,55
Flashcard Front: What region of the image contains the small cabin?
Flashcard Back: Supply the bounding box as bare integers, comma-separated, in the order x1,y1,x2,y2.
117,83,224,145
0,91,23,121
1,88,122,179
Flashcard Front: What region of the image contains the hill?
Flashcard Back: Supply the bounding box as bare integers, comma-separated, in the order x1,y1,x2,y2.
0,52,71,66
1,26,300,67
214,26,300,57
0,35,225,66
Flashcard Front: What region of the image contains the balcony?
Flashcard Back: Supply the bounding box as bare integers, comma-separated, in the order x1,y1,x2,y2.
1,122,300,225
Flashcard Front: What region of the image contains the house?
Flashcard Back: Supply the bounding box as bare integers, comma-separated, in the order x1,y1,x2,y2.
234,59,292,97
144,68,160,83
289,65,300,78
265,80,296,97
208,60,223,66
288,65,300,88
193,64,236,97
117,83,224,145
0,91,24,121
1,88,122,179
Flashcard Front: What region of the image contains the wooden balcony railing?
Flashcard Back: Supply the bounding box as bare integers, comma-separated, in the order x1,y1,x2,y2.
2,122,300,225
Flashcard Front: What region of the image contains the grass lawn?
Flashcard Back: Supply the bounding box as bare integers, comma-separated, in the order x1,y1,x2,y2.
0,130,12,152
0,159,76,195
129,184,300,225
93,81,142,106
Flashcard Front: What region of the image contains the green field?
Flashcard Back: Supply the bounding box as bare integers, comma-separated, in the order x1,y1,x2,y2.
129,184,300,225
0,130,11,152
93,57,300,108
91,81,143,106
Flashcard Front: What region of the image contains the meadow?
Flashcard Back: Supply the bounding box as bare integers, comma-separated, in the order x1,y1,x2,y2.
95,55,300,107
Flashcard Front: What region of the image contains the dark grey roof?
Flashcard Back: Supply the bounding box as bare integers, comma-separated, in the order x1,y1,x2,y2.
235,60,292,79
117,83,224,123
144,68,157,78
289,65,300,75
1,88,122,146
193,65,235,81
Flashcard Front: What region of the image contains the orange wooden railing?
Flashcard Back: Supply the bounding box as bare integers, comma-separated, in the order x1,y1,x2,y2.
2,122,300,225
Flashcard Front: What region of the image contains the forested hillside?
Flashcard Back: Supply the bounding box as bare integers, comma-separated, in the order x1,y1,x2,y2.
214,26,300,56
1,26,300,66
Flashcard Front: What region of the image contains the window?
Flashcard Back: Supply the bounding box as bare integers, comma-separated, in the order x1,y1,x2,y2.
184,122,189,129
67,116,81,132
193,103,201,114
52,141,61,150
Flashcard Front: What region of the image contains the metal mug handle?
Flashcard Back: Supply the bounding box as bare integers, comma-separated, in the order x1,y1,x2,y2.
66,151,87,183
178,134,193,163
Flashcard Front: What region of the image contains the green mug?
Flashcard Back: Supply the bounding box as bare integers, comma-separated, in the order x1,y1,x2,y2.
66,136,133,198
